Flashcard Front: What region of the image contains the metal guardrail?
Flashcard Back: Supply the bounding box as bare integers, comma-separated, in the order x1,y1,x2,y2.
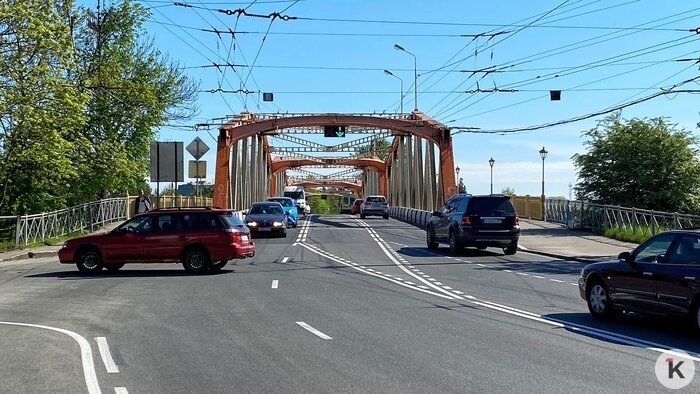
545,199,700,233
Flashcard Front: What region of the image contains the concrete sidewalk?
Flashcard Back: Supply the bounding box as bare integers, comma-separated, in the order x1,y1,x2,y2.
0,223,120,262
518,219,638,263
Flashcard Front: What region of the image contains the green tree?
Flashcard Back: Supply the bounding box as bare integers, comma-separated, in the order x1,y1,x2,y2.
309,196,330,214
70,0,198,203
573,115,700,213
0,0,89,214
357,138,390,160
501,187,516,197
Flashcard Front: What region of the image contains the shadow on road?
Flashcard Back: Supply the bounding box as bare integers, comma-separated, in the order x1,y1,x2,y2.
542,312,700,354
25,268,234,279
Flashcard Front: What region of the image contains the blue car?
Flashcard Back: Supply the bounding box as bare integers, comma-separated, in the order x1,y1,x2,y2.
267,197,298,228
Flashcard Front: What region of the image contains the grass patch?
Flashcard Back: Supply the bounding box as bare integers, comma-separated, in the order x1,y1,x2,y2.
602,225,669,244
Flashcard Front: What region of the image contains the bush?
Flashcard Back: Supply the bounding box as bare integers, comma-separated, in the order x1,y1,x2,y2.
601,225,668,244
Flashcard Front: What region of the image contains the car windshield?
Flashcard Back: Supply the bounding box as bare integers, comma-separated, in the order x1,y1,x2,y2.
268,198,293,207
468,197,515,215
284,192,303,199
249,205,283,215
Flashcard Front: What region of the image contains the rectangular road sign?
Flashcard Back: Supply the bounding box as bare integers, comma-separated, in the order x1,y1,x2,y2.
188,160,206,179
150,141,184,182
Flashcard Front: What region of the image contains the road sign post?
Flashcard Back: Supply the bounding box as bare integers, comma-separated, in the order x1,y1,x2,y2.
186,137,210,204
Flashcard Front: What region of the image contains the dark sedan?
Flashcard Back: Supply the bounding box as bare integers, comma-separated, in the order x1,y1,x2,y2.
579,230,700,330
244,202,288,237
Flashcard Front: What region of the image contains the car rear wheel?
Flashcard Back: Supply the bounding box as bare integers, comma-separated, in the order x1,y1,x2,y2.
448,230,462,255
105,263,125,272
182,247,210,274
76,248,103,273
426,228,439,250
383,214,389,220
587,279,613,319
503,245,517,255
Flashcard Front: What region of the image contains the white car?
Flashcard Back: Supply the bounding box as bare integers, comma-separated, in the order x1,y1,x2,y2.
360,195,389,220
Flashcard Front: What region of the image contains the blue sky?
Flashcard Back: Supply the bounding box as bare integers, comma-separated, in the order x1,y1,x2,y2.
131,0,700,198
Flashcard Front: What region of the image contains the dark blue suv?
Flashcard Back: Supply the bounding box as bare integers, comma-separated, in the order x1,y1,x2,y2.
426,194,520,255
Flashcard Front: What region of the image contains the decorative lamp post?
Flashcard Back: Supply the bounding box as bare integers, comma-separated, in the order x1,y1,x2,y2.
455,165,460,195
539,146,548,220
488,157,495,195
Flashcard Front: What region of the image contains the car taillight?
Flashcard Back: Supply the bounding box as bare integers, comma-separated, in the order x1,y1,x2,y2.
461,216,472,225
514,216,520,225
225,228,242,239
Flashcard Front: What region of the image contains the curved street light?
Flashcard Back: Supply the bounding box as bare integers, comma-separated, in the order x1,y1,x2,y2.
383,69,404,113
394,43,418,110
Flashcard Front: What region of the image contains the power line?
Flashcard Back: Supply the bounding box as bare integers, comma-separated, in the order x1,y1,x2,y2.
431,10,700,119
451,77,700,135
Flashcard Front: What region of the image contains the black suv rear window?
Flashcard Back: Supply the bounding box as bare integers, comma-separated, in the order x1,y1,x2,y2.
366,196,386,203
220,213,246,228
467,197,516,215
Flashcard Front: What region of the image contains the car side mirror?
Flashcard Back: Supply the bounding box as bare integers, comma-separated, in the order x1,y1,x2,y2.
618,251,633,265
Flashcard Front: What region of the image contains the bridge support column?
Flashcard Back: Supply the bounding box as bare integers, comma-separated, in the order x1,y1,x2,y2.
439,136,456,201
214,130,232,208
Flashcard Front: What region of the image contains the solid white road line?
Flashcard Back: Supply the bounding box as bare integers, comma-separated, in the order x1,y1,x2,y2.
296,322,333,340
95,337,119,373
272,280,279,289
281,257,289,263
0,321,101,394
299,243,454,300
114,388,129,394
550,279,565,283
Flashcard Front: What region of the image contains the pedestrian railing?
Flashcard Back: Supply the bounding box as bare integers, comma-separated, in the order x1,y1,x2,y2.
545,199,700,232
1,195,216,248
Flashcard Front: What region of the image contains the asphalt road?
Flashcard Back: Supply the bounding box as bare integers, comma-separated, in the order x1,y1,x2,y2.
1,215,699,393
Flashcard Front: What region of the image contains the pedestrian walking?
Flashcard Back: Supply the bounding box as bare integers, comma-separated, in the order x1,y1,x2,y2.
134,189,151,215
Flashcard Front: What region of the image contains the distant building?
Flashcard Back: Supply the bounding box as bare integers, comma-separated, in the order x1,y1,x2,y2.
178,181,209,196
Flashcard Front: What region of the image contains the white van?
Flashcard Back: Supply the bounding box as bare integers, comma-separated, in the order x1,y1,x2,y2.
283,186,310,215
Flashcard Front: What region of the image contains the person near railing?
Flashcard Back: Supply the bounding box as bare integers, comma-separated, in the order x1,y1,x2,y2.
134,189,151,215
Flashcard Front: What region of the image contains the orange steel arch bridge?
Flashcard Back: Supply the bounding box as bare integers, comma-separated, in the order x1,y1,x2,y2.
213,110,457,211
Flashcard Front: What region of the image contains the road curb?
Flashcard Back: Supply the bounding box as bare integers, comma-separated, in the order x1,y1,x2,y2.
517,246,603,264
0,250,57,262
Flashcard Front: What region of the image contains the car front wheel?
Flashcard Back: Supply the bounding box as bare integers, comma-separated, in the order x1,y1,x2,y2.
587,279,613,319
76,248,103,273
426,228,439,250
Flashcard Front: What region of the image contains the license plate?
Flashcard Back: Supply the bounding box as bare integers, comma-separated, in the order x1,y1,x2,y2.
258,228,271,232
483,218,502,224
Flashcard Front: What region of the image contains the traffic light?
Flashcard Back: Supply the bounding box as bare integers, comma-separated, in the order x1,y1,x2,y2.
323,125,346,137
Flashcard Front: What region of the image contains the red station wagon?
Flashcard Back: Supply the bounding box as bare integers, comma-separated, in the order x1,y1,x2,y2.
58,207,255,274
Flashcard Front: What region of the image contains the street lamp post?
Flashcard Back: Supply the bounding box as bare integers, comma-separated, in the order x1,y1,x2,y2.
383,69,404,113
455,165,460,195
488,157,495,195
394,44,418,110
539,146,548,220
